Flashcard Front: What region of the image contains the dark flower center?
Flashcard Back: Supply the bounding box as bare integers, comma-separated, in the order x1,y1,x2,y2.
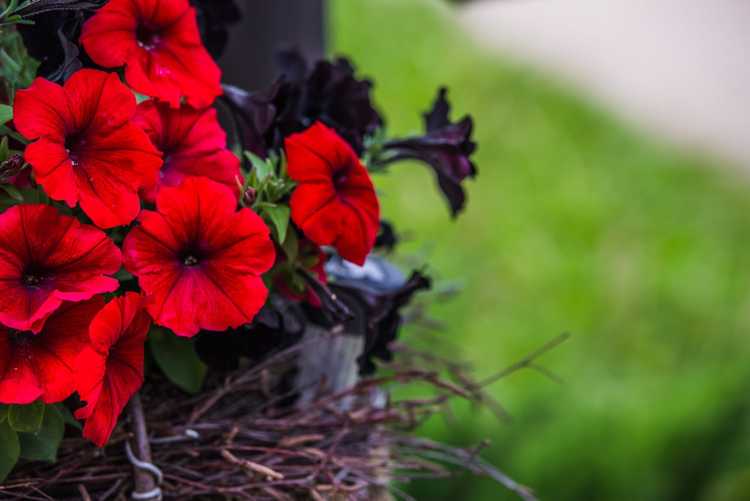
160,154,174,178
180,244,206,267
23,274,42,286
9,329,33,346
332,167,351,189
64,133,86,166
136,25,162,51
21,263,49,288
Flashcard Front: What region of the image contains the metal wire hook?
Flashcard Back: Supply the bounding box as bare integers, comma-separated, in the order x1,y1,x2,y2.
125,441,163,500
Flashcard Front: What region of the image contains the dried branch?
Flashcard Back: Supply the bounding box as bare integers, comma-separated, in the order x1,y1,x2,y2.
1,333,564,500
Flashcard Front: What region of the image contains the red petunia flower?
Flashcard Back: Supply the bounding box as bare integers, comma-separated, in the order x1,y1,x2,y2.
0,205,121,333
80,0,222,108
0,298,105,405
123,177,275,337
13,69,162,229
285,122,380,266
133,100,240,202
75,293,151,447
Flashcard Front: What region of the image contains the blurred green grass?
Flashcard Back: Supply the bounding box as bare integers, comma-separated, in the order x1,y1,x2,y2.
331,0,750,500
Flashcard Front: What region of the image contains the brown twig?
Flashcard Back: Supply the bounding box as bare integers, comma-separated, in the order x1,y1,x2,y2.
2,335,561,501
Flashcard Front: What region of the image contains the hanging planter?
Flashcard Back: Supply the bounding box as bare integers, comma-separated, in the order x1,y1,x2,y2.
0,0,560,499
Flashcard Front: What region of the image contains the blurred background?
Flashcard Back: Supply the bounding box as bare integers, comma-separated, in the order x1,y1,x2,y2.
326,0,750,499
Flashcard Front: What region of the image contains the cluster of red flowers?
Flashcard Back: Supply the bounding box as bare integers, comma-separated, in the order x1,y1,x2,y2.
1,0,381,447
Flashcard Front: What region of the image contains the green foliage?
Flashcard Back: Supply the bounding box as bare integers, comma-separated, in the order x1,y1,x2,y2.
55,403,81,430
18,405,65,462
150,327,207,394
242,151,296,207
0,0,34,27
281,225,299,262
0,14,39,100
0,418,20,482
0,104,11,125
240,150,296,245
260,204,290,243
0,185,49,211
8,401,45,433
333,1,750,500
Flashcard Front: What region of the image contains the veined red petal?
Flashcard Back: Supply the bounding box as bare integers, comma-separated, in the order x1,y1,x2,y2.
15,71,162,229
123,178,275,337
76,293,151,447
32,299,105,403
134,100,240,202
0,205,121,332
0,332,42,404
81,0,222,108
285,123,380,265
0,298,104,405
23,139,77,206
13,78,71,141
78,2,138,67
64,70,137,136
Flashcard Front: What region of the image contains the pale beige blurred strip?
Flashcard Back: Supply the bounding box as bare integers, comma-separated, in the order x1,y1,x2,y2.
459,0,750,170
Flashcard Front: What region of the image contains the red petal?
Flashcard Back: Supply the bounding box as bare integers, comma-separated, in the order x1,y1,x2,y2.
290,191,340,246
137,0,190,27
73,346,105,421
208,209,276,274
75,124,162,228
79,0,138,68
286,122,380,265
0,205,121,332
134,101,239,202
24,139,77,207
81,0,220,107
19,70,161,227
32,298,105,403
333,199,379,265
77,293,150,447
0,282,62,334
285,123,348,182
64,70,136,135
13,78,71,141
123,178,274,336
0,329,43,404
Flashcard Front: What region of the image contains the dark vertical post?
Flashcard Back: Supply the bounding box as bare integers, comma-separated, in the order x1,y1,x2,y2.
218,0,326,90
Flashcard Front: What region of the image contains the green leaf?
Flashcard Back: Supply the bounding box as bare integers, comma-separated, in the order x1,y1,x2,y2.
281,225,299,262
245,151,273,181
1,184,23,202
0,125,26,144
263,205,290,243
0,136,9,160
0,418,19,482
150,328,207,394
1,0,19,20
0,404,8,423
0,104,11,126
8,401,45,433
17,186,48,204
55,404,81,430
18,405,64,462
133,91,150,103
114,268,134,282
0,49,20,74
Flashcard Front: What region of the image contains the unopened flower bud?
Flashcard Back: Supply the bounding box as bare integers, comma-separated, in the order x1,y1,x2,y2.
0,154,24,182
242,186,257,205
